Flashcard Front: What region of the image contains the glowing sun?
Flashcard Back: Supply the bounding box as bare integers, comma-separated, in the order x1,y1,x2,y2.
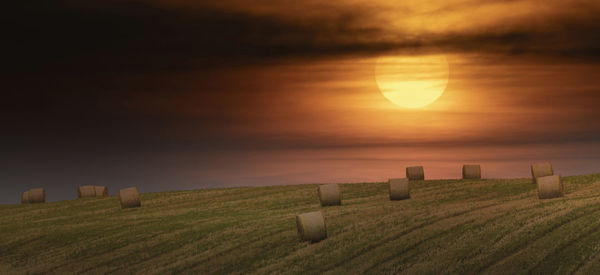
375,54,449,108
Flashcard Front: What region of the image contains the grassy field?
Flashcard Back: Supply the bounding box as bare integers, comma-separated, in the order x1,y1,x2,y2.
2,174,600,274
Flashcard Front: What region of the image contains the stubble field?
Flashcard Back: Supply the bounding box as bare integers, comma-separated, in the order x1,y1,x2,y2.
2,174,600,274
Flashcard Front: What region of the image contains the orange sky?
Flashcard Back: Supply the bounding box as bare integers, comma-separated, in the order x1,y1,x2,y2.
2,0,600,203
123,54,600,148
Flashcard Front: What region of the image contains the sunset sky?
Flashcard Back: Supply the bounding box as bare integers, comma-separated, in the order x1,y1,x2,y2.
2,0,600,203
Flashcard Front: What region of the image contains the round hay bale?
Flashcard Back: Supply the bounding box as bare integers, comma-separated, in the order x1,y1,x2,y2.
296,211,327,243
462,164,481,179
318,184,341,206
537,175,563,199
21,191,29,204
28,188,45,204
389,178,410,200
119,187,141,209
531,162,553,184
78,185,96,198
406,166,425,180
94,186,108,197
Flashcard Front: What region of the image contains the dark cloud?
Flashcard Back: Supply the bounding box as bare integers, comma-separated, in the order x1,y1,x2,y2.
4,0,600,79
435,14,600,60
3,1,383,75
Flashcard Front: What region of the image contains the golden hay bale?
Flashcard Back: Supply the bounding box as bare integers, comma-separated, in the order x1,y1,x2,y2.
21,191,29,204
318,184,341,206
94,186,108,197
406,166,425,180
389,178,410,200
296,211,327,243
119,187,141,209
28,188,45,204
462,164,481,179
78,185,96,198
537,174,564,199
531,162,553,183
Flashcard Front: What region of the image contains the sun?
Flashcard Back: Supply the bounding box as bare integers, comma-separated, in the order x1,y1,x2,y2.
375,54,449,108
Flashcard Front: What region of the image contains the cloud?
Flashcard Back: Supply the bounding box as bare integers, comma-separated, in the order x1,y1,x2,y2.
5,0,600,77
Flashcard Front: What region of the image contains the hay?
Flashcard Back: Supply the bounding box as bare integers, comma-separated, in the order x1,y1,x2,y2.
462,164,481,179
119,187,141,209
78,186,96,198
296,211,327,242
94,186,108,197
531,162,554,183
21,191,29,204
318,184,341,206
537,175,563,199
28,188,45,204
389,178,410,200
406,166,425,180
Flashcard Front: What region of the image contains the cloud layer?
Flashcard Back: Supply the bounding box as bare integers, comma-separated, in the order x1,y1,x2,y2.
5,0,600,76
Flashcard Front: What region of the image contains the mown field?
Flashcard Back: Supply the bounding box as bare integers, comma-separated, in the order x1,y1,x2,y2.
2,174,600,274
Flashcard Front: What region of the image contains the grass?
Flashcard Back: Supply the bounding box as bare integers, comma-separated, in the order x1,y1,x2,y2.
2,174,600,274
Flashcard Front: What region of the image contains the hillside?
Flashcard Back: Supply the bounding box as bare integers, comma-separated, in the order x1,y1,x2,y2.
2,174,600,274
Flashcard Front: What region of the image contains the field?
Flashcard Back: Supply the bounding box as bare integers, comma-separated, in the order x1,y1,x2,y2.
2,174,600,274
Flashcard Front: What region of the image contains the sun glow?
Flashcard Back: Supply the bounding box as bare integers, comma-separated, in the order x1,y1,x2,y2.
375,55,449,108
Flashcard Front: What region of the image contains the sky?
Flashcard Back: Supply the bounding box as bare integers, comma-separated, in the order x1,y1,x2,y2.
2,0,600,203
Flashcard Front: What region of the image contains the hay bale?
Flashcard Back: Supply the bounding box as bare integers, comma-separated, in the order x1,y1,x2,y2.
28,188,45,204
389,178,410,200
531,162,553,183
78,185,96,198
296,211,327,243
94,186,108,197
119,187,141,209
462,164,481,179
318,184,341,206
537,175,563,199
406,166,425,180
21,191,29,204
